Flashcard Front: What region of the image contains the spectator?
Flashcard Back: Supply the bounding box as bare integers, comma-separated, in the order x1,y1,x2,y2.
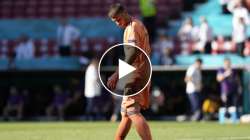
150,87,165,114
202,94,220,121
184,58,203,121
46,85,70,120
110,95,122,122
15,35,34,59
232,17,247,56
151,46,161,65
195,16,213,54
224,36,236,53
212,36,236,54
178,17,195,42
84,58,101,120
139,0,157,43
228,0,249,56
228,0,249,28
57,18,80,56
155,33,174,65
3,86,24,120
212,35,225,54
178,17,198,55
217,58,240,108
65,88,84,117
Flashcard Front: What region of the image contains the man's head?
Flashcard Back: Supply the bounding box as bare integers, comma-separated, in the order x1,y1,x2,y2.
224,58,231,69
19,35,29,43
200,16,207,24
185,17,193,26
10,86,18,96
108,3,130,28
195,58,203,69
53,85,62,94
90,57,99,66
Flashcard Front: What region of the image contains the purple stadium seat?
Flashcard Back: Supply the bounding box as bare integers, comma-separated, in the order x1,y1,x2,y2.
0,0,182,18
34,39,42,57
7,40,17,58
47,39,57,56
25,7,37,18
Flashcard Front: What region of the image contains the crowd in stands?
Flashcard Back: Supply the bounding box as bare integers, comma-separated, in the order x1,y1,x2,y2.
176,0,250,58
0,0,250,67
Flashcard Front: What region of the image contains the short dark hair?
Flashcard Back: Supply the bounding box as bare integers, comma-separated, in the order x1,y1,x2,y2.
108,3,125,18
196,58,203,64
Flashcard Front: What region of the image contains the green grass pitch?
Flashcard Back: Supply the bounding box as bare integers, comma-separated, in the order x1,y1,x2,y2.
0,121,249,140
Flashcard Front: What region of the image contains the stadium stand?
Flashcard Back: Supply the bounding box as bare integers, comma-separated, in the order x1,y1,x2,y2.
0,0,181,19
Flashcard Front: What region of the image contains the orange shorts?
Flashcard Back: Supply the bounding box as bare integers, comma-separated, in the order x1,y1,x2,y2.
121,85,150,116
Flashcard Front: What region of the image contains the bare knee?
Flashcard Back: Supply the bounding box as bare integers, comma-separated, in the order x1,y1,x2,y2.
129,114,152,140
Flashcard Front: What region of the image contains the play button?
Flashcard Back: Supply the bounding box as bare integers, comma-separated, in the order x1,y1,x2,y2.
98,43,152,97
118,59,136,79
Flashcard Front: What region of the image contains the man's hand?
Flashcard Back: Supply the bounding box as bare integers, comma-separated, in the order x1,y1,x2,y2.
107,72,118,91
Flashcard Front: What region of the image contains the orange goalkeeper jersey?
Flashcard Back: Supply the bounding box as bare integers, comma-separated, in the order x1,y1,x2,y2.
123,17,151,109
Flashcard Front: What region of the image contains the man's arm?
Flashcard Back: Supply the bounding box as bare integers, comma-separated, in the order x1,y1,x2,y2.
184,67,193,83
57,27,61,43
184,76,192,83
124,45,139,65
71,26,80,40
217,73,225,82
217,70,231,82
107,45,138,91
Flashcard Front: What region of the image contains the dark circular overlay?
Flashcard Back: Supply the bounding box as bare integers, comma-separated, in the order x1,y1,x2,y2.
98,43,152,97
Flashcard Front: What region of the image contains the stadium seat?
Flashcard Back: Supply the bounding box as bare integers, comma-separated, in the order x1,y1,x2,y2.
0,40,8,58
0,8,12,18
80,38,90,53
0,0,182,19
34,39,42,57
25,7,37,18
7,40,18,58
72,38,82,56
40,39,49,57
47,39,58,57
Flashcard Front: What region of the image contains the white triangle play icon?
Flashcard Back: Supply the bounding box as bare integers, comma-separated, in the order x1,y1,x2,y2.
118,59,136,79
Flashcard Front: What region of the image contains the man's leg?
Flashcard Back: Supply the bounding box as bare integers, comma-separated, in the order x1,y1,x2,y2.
3,105,11,120
57,105,65,120
115,115,132,140
85,98,93,120
16,104,23,120
129,113,152,140
187,93,197,115
46,105,54,119
124,102,152,140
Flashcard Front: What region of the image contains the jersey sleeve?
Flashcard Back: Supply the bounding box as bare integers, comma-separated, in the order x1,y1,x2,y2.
186,66,194,77
127,23,141,46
